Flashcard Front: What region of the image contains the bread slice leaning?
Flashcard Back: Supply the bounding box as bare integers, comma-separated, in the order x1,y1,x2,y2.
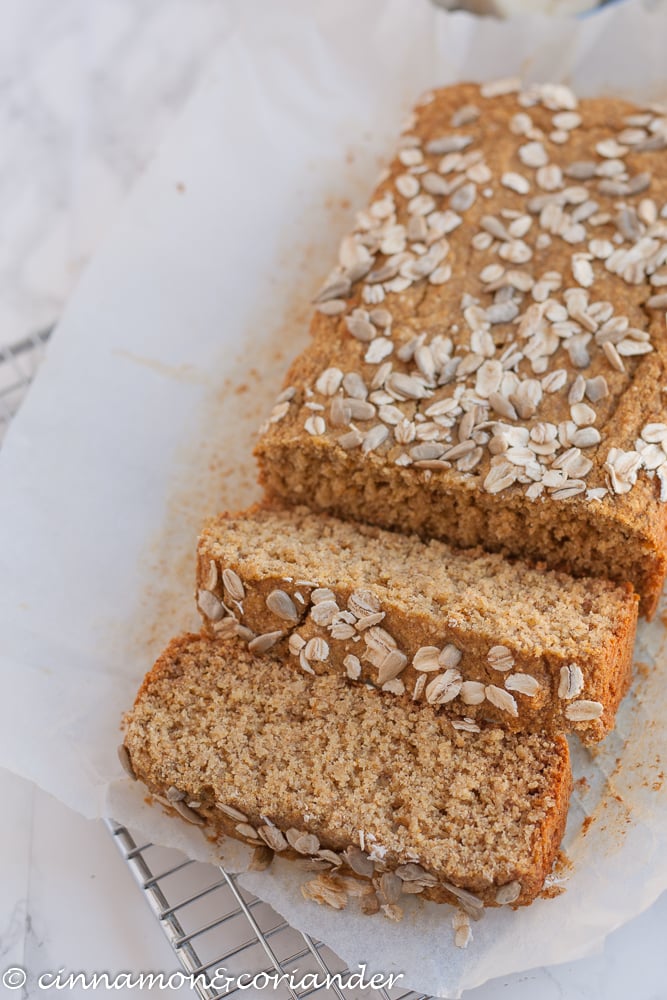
122,634,571,912
196,505,638,743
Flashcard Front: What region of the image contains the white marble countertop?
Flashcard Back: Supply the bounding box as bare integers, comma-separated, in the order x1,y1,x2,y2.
0,0,233,351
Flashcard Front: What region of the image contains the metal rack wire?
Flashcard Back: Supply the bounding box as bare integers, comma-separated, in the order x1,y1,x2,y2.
0,328,51,443
106,821,427,1000
4,332,430,1000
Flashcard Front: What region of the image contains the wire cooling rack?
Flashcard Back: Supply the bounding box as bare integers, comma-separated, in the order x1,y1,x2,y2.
0,328,51,443
3,333,429,1000
105,821,427,1000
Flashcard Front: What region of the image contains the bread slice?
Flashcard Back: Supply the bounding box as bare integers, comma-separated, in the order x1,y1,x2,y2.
254,81,667,618
122,634,571,911
196,505,637,743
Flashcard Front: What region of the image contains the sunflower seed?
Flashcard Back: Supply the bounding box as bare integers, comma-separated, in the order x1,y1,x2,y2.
313,276,351,303
211,616,238,637
519,141,548,168
439,644,463,668
387,372,430,400
451,182,477,212
496,881,521,904
117,744,136,780
505,673,540,696
197,589,224,622
374,647,407,685
485,685,518,716
337,429,363,450
258,825,288,851
217,802,248,822
346,314,376,342
173,800,205,826
564,699,603,722
316,299,347,316
266,589,298,621
248,630,283,654
166,786,185,803
602,341,625,372
204,560,218,591
413,646,441,672
441,881,484,919
362,424,389,454
426,134,473,155
502,171,531,194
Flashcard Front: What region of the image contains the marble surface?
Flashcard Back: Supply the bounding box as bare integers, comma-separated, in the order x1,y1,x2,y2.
0,0,234,351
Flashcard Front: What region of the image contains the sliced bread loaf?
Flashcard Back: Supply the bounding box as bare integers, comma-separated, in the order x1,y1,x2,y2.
196,505,637,742
122,634,571,911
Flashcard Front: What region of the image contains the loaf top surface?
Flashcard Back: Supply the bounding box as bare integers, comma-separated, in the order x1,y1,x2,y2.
125,634,570,897
199,504,636,658
257,81,667,529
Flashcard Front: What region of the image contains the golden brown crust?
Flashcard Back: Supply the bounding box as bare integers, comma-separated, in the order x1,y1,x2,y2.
124,634,572,910
254,82,667,617
196,505,638,743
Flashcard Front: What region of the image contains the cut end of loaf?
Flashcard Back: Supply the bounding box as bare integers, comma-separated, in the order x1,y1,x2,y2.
196,503,638,742
124,634,571,910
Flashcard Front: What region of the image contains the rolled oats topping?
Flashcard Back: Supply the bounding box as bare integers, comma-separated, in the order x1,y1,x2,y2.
558,663,584,700
564,699,604,722
277,79,667,509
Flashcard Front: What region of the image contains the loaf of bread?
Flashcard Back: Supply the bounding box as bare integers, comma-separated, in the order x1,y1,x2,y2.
122,634,572,911
196,505,637,742
255,81,667,617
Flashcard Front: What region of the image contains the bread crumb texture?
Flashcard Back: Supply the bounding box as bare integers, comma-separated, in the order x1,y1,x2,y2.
196,504,637,741
124,634,571,909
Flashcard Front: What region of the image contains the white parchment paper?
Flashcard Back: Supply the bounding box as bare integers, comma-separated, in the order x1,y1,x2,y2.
1,0,667,995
